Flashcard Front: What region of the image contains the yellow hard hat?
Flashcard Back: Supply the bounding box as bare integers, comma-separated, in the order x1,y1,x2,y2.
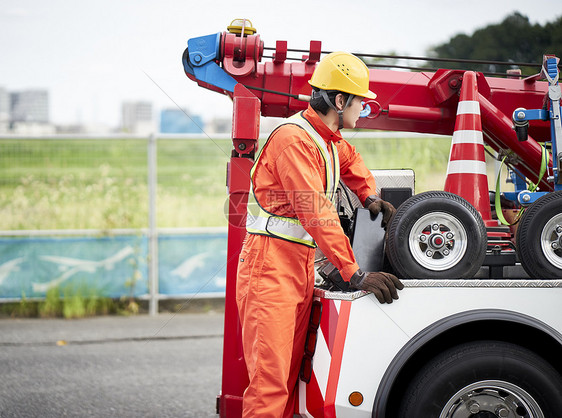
309,52,376,99
226,18,257,35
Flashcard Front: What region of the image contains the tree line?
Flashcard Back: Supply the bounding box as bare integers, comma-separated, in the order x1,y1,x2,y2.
363,13,562,76
427,12,562,75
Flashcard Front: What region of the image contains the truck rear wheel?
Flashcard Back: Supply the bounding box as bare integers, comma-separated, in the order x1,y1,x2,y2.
386,191,486,279
516,190,562,279
398,340,562,418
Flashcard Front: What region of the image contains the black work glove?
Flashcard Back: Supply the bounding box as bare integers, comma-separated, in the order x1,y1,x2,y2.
365,195,396,227
350,269,404,304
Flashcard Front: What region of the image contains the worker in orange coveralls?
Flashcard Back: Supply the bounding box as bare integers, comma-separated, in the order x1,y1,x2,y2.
236,51,404,417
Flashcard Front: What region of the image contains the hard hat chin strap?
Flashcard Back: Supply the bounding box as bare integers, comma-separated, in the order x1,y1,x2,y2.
313,89,355,130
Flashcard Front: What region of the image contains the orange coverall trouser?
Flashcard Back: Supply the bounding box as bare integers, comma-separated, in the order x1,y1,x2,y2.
236,233,315,418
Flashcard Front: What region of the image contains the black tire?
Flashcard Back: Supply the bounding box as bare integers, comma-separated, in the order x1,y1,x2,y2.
398,340,562,418
516,190,562,279
386,191,486,279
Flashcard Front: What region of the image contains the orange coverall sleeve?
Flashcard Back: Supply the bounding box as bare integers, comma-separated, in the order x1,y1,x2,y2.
337,139,378,204
269,131,360,282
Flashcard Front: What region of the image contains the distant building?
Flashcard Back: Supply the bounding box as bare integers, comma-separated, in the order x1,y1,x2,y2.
55,122,115,135
0,87,9,121
205,117,232,135
0,87,9,133
121,101,154,135
10,90,49,123
160,108,204,134
11,121,56,135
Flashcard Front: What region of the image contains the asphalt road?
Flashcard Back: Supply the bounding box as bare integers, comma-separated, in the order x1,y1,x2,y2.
0,312,224,417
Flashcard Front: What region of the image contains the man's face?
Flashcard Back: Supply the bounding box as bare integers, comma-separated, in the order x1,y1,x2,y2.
342,96,364,129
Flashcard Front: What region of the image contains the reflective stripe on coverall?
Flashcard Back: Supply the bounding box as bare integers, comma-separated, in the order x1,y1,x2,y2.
236,106,377,417
246,111,340,247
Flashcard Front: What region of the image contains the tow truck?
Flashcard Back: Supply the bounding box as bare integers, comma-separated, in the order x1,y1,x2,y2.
183,19,562,418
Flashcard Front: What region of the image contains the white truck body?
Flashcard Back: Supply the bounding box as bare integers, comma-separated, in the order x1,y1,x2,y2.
297,279,562,417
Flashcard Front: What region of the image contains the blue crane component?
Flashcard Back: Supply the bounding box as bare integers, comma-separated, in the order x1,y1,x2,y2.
182,32,238,93
509,56,562,207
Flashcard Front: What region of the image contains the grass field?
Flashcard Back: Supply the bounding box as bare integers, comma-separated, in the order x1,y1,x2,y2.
0,135,456,230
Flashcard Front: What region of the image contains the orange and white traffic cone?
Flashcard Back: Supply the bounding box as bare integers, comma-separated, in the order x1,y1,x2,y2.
444,71,496,227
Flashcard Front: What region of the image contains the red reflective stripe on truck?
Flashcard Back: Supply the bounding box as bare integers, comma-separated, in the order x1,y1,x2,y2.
305,372,325,417
320,298,339,354
323,300,352,417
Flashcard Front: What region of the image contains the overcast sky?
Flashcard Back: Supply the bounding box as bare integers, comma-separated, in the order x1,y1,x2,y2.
0,0,559,129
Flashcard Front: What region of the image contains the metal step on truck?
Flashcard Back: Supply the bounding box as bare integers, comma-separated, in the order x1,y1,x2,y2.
183,19,562,418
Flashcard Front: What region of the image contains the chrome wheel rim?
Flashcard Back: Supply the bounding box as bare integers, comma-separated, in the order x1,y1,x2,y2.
408,212,468,271
439,380,544,418
540,213,562,269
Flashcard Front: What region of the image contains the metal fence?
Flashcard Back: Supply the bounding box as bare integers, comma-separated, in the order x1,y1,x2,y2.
0,134,235,315
0,132,456,315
